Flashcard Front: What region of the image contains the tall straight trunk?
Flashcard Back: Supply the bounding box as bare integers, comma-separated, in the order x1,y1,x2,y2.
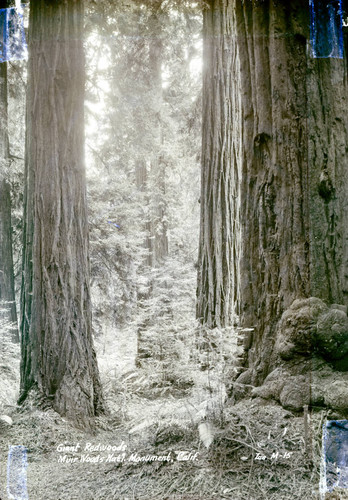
199,0,348,387
135,158,154,365
135,3,168,364
20,0,103,426
147,7,168,266
196,0,241,329
136,160,153,268
133,3,168,270
0,177,18,339
0,0,18,342
233,0,348,385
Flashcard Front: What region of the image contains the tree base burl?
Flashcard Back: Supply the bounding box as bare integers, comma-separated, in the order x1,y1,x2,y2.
233,297,348,415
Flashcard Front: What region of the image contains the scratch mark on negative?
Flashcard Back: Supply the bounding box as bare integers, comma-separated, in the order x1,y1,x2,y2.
320,420,348,498
7,445,28,500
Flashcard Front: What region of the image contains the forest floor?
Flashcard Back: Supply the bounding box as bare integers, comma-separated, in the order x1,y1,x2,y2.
0,328,342,500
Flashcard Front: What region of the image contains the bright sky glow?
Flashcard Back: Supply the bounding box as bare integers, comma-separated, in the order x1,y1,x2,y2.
84,24,202,175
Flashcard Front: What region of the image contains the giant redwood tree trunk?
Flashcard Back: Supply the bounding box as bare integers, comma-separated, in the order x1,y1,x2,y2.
20,0,104,426
234,0,310,384
198,0,348,393
233,0,348,386
0,0,18,342
196,0,241,329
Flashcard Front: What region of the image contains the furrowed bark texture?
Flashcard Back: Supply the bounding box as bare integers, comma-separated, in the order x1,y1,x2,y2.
233,0,348,385
20,0,104,425
307,48,348,304
199,0,348,386
0,20,18,341
196,0,241,329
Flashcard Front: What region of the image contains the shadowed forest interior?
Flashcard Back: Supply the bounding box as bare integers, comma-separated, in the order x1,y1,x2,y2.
1,1,348,499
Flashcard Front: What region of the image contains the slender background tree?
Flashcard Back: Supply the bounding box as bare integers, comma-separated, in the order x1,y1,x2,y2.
85,0,202,366
0,0,19,342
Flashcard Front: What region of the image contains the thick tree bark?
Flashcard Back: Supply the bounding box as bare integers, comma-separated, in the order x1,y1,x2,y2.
234,0,348,385
20,0,104,426
196,0,241,329
234,0,310,384
307,50,348,304
199,0,348,388
0,3,18,341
